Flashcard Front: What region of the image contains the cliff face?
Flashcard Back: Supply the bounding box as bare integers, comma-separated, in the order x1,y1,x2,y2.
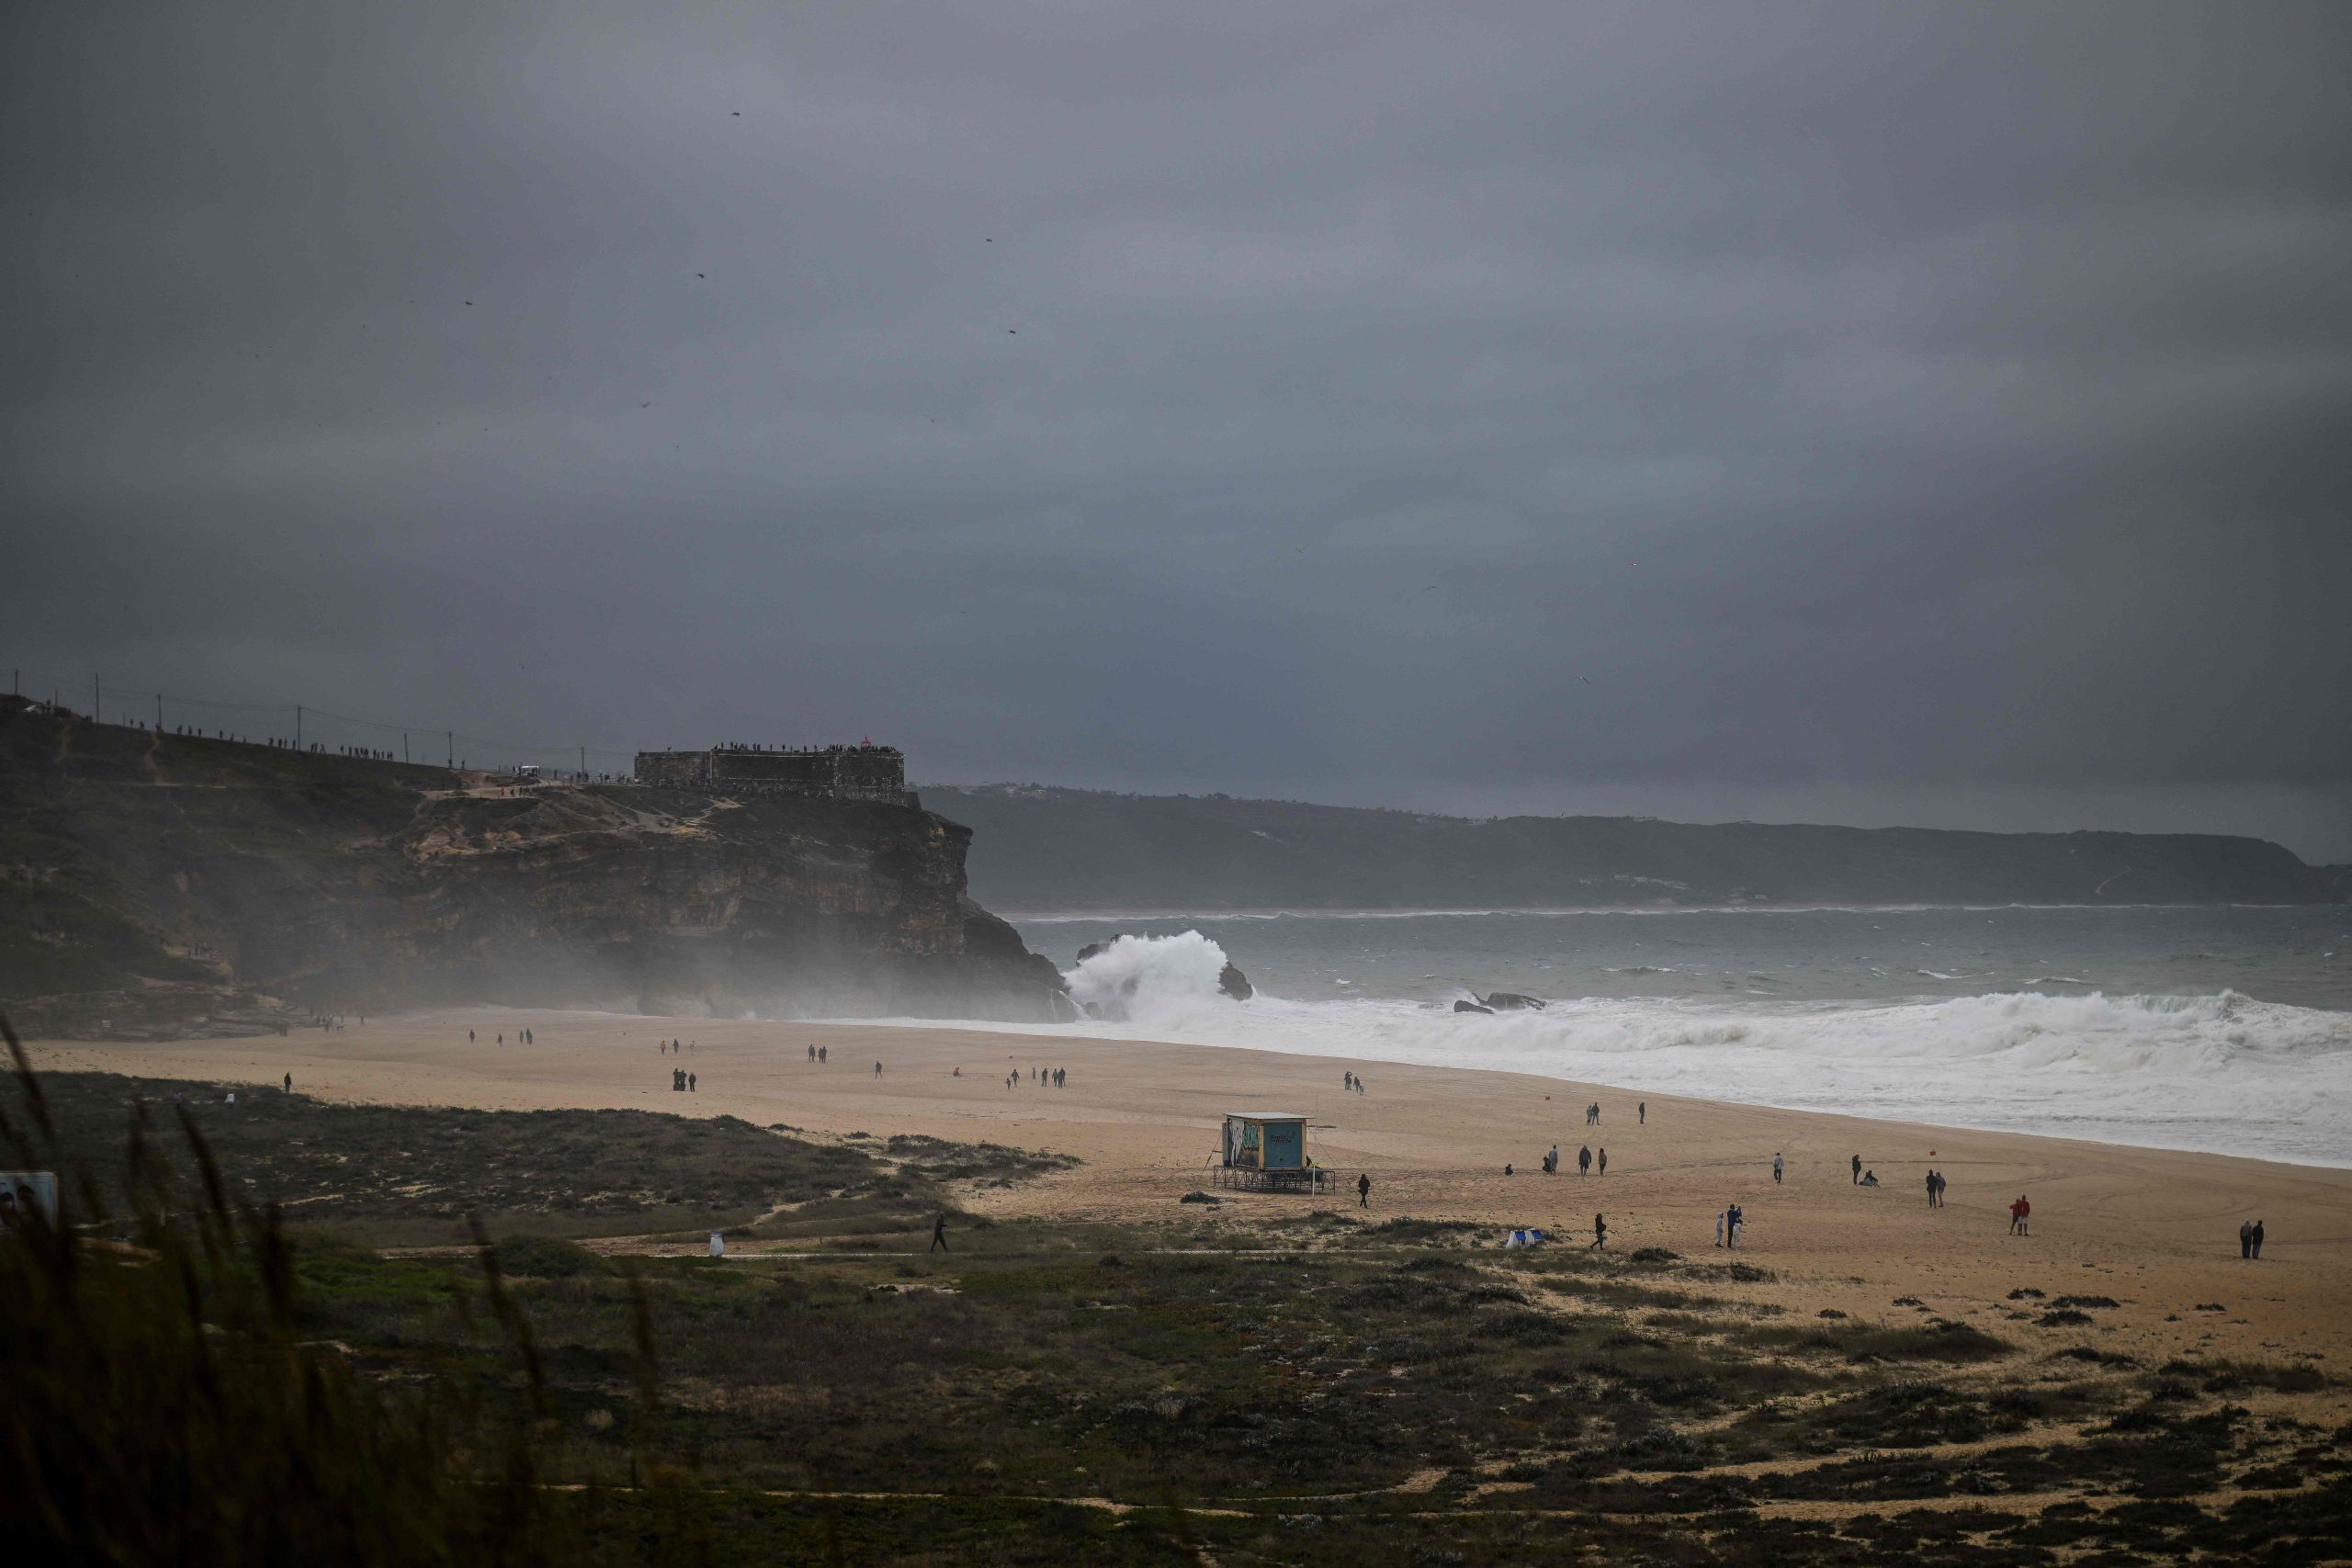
931,785,2342,911
0,712,1066,1037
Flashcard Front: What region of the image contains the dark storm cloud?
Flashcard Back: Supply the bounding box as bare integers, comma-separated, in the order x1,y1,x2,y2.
4,3,2347,854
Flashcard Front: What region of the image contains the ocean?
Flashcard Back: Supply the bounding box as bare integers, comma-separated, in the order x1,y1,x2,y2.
966,906,2352,1168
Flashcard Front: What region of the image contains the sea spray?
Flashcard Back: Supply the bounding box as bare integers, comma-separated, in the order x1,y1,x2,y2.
1061,931,1237,1023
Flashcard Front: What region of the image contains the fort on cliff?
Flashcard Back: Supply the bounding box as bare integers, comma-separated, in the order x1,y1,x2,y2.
633,742,916,807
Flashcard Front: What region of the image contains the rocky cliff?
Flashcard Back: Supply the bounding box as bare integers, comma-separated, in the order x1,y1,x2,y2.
0,711,1067,1037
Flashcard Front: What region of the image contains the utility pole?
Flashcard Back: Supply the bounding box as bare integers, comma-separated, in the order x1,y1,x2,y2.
447,730,454,769
403,731,410,764
156,693,163,732
95,673,100,722
296,705,303,751
579,745,586,782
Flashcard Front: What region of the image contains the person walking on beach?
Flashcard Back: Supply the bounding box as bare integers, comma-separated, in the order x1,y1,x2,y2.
875,1060,883,1077
1638,1101,1645,1125
808,1043,816,1062
2251,1220,2265,1258
2240,1219,2255,1258
1577,1145,1592,1176
1546,1144,1559,1175
1597,1147,1608,1177
469,1029,475,1043
1851,1154,1861,1184
1592,1213,1608,1249
1356,1172,1371,1208
688,1072,695,1092
2008,1195,2030,1235
1772,1153,1784,1185
931,1213,949,1253
1726,1203,1743,1248
283,1072,292,1093
1714,1210,1725,1248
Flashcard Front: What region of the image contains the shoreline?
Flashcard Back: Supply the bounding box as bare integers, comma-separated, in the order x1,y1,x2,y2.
802,1010,2352,1174
24,1004,2352,1171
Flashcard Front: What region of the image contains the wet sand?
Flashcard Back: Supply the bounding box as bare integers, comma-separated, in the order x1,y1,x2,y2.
25,1010,2352,1401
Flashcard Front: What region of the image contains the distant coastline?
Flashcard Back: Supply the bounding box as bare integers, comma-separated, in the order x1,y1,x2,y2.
935,784,2341,913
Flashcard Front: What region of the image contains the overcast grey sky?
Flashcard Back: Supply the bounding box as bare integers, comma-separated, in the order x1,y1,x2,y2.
5,3,2347,858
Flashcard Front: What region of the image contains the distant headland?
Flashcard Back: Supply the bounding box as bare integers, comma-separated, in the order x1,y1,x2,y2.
931,784,2347,912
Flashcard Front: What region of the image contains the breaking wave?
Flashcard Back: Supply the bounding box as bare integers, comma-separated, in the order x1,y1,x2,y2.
1023,932,2351,1166
1061,930,1233,1021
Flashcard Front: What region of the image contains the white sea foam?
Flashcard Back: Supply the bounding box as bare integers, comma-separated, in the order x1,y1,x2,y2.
1020,932,2352,1167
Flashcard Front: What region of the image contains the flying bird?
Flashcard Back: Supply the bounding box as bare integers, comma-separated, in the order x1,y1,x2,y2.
696,273,705,278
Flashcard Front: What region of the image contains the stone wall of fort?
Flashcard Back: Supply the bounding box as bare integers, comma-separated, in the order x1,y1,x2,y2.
632,744,915,807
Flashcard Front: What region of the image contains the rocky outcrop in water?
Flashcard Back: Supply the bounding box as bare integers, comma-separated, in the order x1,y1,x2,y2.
1476,991,1545,1011
0,711,1067,1036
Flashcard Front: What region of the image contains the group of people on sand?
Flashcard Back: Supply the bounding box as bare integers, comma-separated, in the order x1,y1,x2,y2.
1340,1071,1367,1095
1009,1065,1067,1089
467,1027,533,1046
670,1066,695,1092
1537,1143,1607,1177
1497,1107,2051,1256
658,1036,684,1054
806,1043,828,1062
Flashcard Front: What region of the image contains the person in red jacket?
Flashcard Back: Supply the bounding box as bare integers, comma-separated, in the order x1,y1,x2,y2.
2008,1195,2030,1235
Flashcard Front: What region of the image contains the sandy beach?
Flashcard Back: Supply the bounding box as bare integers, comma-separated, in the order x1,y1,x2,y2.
25,1010,2352,1409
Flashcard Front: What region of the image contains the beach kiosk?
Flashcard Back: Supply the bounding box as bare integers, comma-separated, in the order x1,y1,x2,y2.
1215,1111,1330,1193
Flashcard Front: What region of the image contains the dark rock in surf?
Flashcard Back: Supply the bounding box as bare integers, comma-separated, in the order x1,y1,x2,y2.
1453,999,1494,1015
1477,991,1546,1011
1076,935,1253,1001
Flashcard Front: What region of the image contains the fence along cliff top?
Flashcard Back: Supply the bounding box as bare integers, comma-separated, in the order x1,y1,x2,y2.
633,742,916,807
